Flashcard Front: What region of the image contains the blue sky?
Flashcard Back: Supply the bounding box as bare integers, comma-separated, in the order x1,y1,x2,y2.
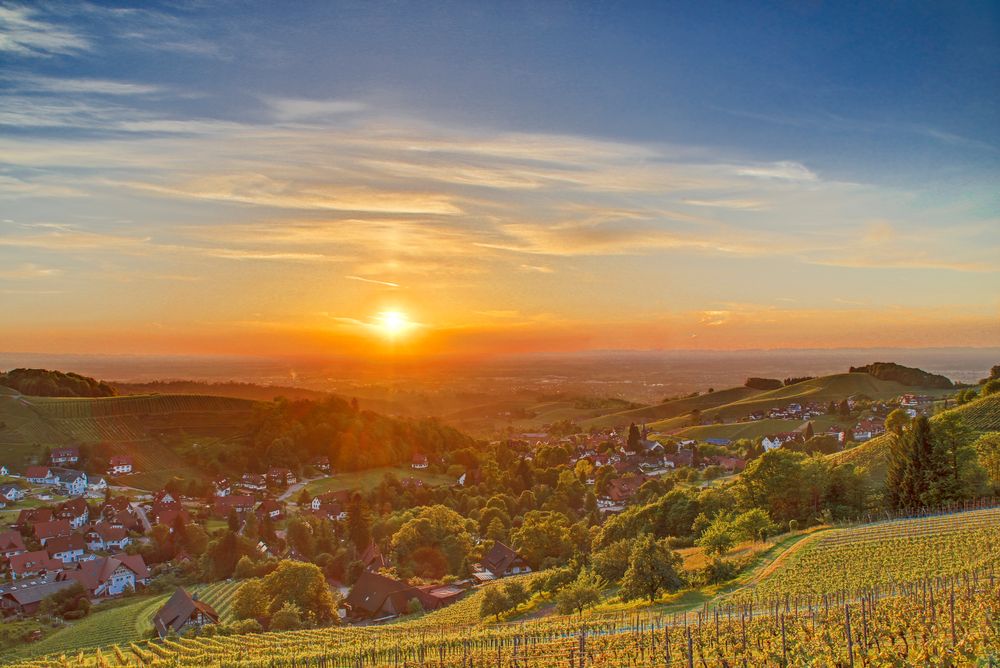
0,1,997,354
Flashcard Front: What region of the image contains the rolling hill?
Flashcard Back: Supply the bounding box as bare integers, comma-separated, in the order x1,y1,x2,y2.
646,372,954,432
0,391,255,471
829,391,1000,478
581,386,761,429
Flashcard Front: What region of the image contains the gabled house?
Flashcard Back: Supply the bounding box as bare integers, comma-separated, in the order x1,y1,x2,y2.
0,465,7,476
32,519,73,545
152,507,191,530
85,524,131,552
360,541,387,572
152,588,219,639
16,507,53,528
0,530,27,561
9,550,64,579
255,499,283,521
604,476,645,504
46,534,87,563
88,476,108,492
309,456,331,473
24,466,54,485
0,484,25,502
55,498,90,529
152,490,179,507
107,455,133,476
240,473,267,492
311,491,350,520
480,541,531,579
212,495,255,518
344,571,440,620
60,553,149,597
411,454,429,470
51,468,88,496
267,468,296,486
0,576,76,616
49,448,79,466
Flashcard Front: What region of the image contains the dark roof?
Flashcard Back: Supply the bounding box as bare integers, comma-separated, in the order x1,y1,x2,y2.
0,576,76,606
46,533,86,556
0,530,26,553
360,541,386,571
33,519,73,540
61,553,149,591
481,541,521,577
344,571,433,617
152,587,220,638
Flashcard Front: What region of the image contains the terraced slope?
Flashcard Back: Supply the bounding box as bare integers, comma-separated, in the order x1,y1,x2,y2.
735,506,1000,601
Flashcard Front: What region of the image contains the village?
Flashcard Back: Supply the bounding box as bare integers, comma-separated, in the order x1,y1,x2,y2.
0,391,935,637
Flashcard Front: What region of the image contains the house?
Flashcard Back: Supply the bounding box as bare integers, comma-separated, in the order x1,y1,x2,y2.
240,473,267,492
708,455,746,472
344,571,442,619
24,466,54,485
255,499,283,521
604,477,645,504
9,550,65,579
854,417,886,442
16,507,53,528
88,476,108,493
49,448,79,465
46,534,87,563
0,530,27,561
107,455,133,476
32,519,73,545
152,490,179,507
152,507,191,530
411,454,429,470
49,468,88,496
0,484,26,502
310,456,331,473
267,467,296,486
152,588,219,639
85,524,130,551
60,553,149,597
0,465,7,476
704,437,732,446
311,491,350,520
212,494,255,518
213,477,231,497
762,433,801,452
480,541,531,579
55,498,90,529
0,576,77,616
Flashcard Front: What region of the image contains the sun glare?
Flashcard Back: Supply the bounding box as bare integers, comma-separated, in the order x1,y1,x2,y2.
375,310,411,339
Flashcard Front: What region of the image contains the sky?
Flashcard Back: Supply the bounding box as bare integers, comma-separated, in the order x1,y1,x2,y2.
0,1,998,357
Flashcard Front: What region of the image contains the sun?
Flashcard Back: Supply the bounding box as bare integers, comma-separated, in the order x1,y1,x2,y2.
374,310,411,338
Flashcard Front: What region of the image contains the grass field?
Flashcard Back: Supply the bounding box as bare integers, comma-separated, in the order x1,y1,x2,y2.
305,466,455,496
3,581,243,662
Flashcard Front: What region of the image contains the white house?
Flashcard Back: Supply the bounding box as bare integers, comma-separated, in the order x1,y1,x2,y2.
46,534,86,563
0,484,26,502
761,436,783,452
107,456,133,476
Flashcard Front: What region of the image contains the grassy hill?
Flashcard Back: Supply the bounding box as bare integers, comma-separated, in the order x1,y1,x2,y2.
0,391,255,471
829,392,1000,479
647,373,954,432
582,386,761,429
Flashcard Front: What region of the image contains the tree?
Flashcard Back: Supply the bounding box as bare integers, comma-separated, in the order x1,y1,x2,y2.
887,416,934,511
260,560,339,625
232,578,269,622
504,580,530,611
510,510,573,569
296,488,312,505
730,508,776,543
696,517,734,557
555,568,603,616
619,534,684,603
982,379,1000,397
227,508,240,533
390,505,474,578
347,496,372,551
885,409,910,436
627,423,642,453
974,433,1000,491
269,602,302,630
479,586,512,621
591,538,631,582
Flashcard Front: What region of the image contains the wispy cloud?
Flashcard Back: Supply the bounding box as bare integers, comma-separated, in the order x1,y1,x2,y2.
0,5,90,56
345,275,400,288
3,74,163,96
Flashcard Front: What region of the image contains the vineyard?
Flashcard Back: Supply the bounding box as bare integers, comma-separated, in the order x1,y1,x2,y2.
5,574,997,667
3,581,242,663
730,506,1000,602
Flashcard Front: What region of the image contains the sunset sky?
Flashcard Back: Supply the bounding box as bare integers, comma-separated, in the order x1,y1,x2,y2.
1,2,998,356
